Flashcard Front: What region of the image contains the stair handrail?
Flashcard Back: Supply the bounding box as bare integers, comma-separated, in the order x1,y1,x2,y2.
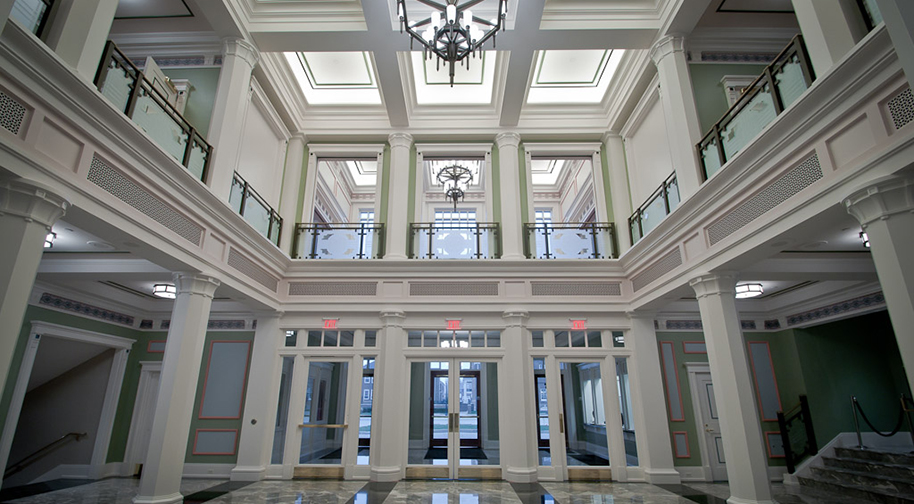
777,395,818,474
900,394,914,446
851,395,907,449
3,431,87,479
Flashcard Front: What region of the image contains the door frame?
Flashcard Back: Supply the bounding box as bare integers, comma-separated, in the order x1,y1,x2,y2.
686,362,721,482
123,361,162,476
403,356,502,480
0,321,133,485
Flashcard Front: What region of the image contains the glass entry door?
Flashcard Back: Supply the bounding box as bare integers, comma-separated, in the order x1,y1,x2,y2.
406,360,500,479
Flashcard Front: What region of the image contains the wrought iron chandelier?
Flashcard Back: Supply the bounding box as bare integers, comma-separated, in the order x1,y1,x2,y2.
397,0,508,86
437,164,474,210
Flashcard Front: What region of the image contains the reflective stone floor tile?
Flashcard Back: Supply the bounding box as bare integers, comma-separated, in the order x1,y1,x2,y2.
540,481,693,504
385,481,522,504
200,480,367,504
4,478,227,504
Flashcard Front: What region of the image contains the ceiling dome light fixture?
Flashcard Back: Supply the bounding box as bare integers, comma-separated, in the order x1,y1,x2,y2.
397,0,507,86
153,283,177,299
437,164,474,210
44,231,57,249
860,231,870,248
735,283,764,299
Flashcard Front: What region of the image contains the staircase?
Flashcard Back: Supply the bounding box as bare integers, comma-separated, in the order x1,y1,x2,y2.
794,447,914,503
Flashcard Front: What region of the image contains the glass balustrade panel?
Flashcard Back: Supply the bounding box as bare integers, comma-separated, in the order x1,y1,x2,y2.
228,178,245,214
630,218,642,244
311,228,371,259
640,193,668,237
131,87,188,162
11,0,48,35
774,56,809,110
186,140,207,181
549,227,596,259
667,178,680,211
701,140,723,179
99,64,134,114
721,85,778,160
434,227,478,259
243,196,271,236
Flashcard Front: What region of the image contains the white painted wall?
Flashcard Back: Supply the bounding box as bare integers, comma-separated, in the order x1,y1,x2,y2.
235,89,287,208
623,91,675,208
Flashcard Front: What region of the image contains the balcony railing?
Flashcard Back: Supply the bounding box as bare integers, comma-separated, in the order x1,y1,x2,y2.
629,172,679,245
293,223,385,259
697,35,815,181
94,41,212,182
11,0,52,36
229,172,282,246
524,222,617,259
857,0,883,31
410,223,501,259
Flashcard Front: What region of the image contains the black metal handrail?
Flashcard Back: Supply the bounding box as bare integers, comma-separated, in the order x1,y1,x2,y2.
696,35,815,181
94,41,213,182
4,431,87,479
230,172,282,246
523,222,617,259
857,0,883,32
628,172,679,245
409,222,501,259
293,222,385,259
777,395,817,474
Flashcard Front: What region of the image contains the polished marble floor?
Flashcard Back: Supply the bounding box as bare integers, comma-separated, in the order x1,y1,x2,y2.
0,478,817,504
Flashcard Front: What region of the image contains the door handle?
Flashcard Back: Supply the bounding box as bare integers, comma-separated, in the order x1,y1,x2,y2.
448,413,454,432
559,413,564,434
705,428,715,432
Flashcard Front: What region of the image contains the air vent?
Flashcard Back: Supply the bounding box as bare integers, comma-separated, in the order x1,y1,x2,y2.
707,154,822,246
632,249,682,292
87,155,203,246
887,86,914,130
410,282,499,296
531,282,621,296
288,282,377,296
227,247,279,292
0,89,27,135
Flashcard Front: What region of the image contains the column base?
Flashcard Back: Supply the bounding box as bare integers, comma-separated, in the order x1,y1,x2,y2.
504,466,537,483
230,465,266,481
370,465,402,482
133,492,184,504
643,468,682,484
727,498,776,504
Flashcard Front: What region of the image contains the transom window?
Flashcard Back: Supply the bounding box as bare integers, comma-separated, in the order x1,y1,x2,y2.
407,330,501,348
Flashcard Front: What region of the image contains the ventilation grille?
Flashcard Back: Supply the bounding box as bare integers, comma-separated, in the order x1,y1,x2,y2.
888,86,914,130
531,282,621,296
707,154,822,246
87,155,203,246
632,249,682,292
227,247,279,292
0,90,26,135
288,282,378,296
409,282,499,296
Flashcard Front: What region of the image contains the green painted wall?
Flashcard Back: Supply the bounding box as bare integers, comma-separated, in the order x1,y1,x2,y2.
162,68,221,138
184,331,255,464
657,311,908,468
689,63,767,134
490,143,502,226
793,311,909,448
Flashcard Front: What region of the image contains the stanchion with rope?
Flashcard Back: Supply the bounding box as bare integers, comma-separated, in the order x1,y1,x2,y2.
851,396,906,449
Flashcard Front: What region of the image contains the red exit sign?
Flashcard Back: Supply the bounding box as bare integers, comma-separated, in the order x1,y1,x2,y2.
571,319,587,330
446,319,461,330
323,319,338,330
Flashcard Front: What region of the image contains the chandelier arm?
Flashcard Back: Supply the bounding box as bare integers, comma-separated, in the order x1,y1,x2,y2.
460,0,488,9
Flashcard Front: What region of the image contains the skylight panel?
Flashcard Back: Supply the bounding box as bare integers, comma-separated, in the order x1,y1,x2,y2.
411,51,496,105
285,52,382,105
526,49,624,104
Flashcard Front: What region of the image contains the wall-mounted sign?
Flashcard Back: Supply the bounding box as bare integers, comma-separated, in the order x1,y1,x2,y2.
446,319,462,330
323,319,338,330
571,319,587,330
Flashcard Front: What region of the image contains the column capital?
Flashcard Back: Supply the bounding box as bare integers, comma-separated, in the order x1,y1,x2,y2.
173,273,221,299
380,310,406,326
289,133,309,144
495,131,521,149
388,132,414,149
844,175,914,228
602,132,623,144
689,273,737,299
502,310,529,327
650,34,687,66
222,37,260,68
0,178,69,229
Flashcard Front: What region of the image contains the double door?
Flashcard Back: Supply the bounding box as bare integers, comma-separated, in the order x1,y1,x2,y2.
406,359,501,479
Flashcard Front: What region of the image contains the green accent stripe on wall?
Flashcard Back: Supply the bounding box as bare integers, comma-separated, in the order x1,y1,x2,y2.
518,143,529,222
294,146,311,225
379,145,391,225
491,143,501,224
601,144,614,222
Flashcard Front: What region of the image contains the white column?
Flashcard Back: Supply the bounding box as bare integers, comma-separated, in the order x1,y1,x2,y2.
875,0,914,88
134,273,220,504
603,133,633,253
231,312,283,481
495,132,525,260
0,3,14,34
207,38,260,201
278,134,307,256
792,0,866,78
845,176,914,395
691,275,773,504
370,310,407,481
499,310,537,482
650,35,703,201
0,179,68,400
385,133,413,259
627,312,680,484
44,0,119,81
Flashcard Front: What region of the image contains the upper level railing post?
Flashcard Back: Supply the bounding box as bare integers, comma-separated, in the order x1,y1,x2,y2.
309,226,319,259
93,41,117,91
800,394,817,455
182,126,197,167
777,410,795,473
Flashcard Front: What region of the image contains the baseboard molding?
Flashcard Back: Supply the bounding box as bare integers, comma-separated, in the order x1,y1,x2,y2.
182,463,233,479
230,465,266,481
676,465,711,481
643,467,681,484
